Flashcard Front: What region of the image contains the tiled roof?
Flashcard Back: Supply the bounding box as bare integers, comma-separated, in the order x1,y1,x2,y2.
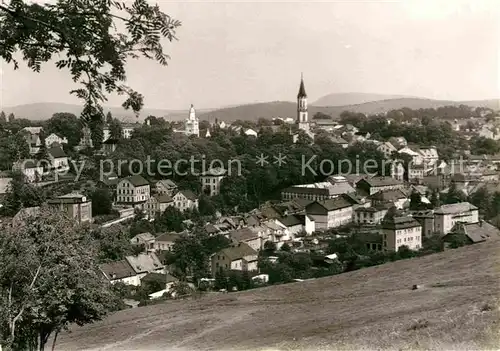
313,197,353,212
99,260,136,280
229,228,259,242
360,176,403,188
155,194,173,203
155,232,181,243
130,232,155,243
219,243,257,261
48,146,67,159
461,222,500,243
141,272,178,284
178,189,197,201
368,189,408,202
125,175,149,187
434,202,477,215
201,167,227,176
125,253,164,274
381,216,421,230
277,214,303,227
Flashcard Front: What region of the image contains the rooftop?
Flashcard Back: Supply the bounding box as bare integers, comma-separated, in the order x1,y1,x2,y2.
219,243,257,261
434,202,478,215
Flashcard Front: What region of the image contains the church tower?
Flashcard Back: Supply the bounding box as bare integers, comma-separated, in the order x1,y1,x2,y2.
185,104,200,137
297,73,309,132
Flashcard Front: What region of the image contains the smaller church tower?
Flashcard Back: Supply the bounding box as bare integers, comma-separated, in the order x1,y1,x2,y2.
297,73,309,132
185,104,200,137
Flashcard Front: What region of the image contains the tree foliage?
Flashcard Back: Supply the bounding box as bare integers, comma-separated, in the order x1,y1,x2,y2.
0,207,115,351
0,0,181,123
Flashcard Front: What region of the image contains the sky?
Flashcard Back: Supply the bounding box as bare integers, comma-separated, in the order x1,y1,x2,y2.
0,0,499,110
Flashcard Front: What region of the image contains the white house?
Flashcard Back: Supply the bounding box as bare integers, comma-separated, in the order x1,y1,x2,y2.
381,216,422,251
116,175,150,209
48,146,69,172
99,260,140,286
125,253,165,281
305,197,353,231
12,159,43,182
130,232,156,251
434,202,479,235
377,141,397,159
398,147,423,165
45,133,68,147
210,243,258,277
200,167,227,196
172,190,198,212
244,128,258,137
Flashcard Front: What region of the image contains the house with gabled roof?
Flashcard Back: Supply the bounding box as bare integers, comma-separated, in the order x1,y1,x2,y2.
99,259,140,286
48,146,69,172
229,227,263,251
200,167,227,196
305,196,354,231
45,133,68,147
12,159,43,183
434,202,479,235
154,232,181,252
172,189,198,212
116,175,150,209
210,243,258,277
146,194,174,218
356,176,405,196
443,221,500,249
130,232,155,251
125,253,165,280
381,215,422,251
155,179,178,196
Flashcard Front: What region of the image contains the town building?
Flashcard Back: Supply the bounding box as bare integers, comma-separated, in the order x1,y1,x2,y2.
297,73,310,134
210,243,258,277
12,159,43,182
47,146,69,172
155,179,178,196
434,202,479,235
78,127,93,149
116,175,150,209
154,232,181,252
102,138,118,154
130,232,156,251
200,167,226,196
146,194,173,217
356,176,405,196
381,215,422,251
368,189,409,209
377,141,397,159
47,193,92,224
229,228,264,251
390,161,405,181
22,127,43,155
419,147,439,167
99,260,140,286
281,179,355,201
353,203,391,225
305,196,354,230
172,190,198,212
45,133,68,147
408,164,426,183
412,210,435,238
442,221,500,249
125,253,165,281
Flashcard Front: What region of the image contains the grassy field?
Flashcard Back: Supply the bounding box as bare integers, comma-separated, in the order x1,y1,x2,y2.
56,241,500,351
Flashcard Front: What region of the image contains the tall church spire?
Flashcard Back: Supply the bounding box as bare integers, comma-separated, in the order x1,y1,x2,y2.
297,73,307,98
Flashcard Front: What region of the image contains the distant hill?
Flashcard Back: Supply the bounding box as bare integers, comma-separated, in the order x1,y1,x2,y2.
312,92,415,106
2,98,499,123
0,102,214,122
198,98,500,122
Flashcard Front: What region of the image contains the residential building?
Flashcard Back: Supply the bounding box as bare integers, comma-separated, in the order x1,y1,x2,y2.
12,159,43,182
130,232,155,251
305,197,353,230
48,146,69,172
381,216,422,251
122,123,136,139
434,202,479,235
281,179,355,201
154,232,180,252
244,128,258,137
146,194,173,216
172,190,198,212
328,135,349,148
210,243,258,277
275,214,315,236
388,136,407,149
47,193,92,224
419,147,439,167
356,176,405,196
78,127,93,149
229,228,263,251
125,253,165,281
412,210,435,237
102,138,118,154
442,221,500,249
22,127,42,155
99,260,139,286
390,161,405,181
398,147,423,165
45,133,68,147
116,175,150,209
200,167,226,196
368,189,409,209
478,124,500,140
408,164,426,183
377,141,397,159
353,203,391,225
155,179,178,196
